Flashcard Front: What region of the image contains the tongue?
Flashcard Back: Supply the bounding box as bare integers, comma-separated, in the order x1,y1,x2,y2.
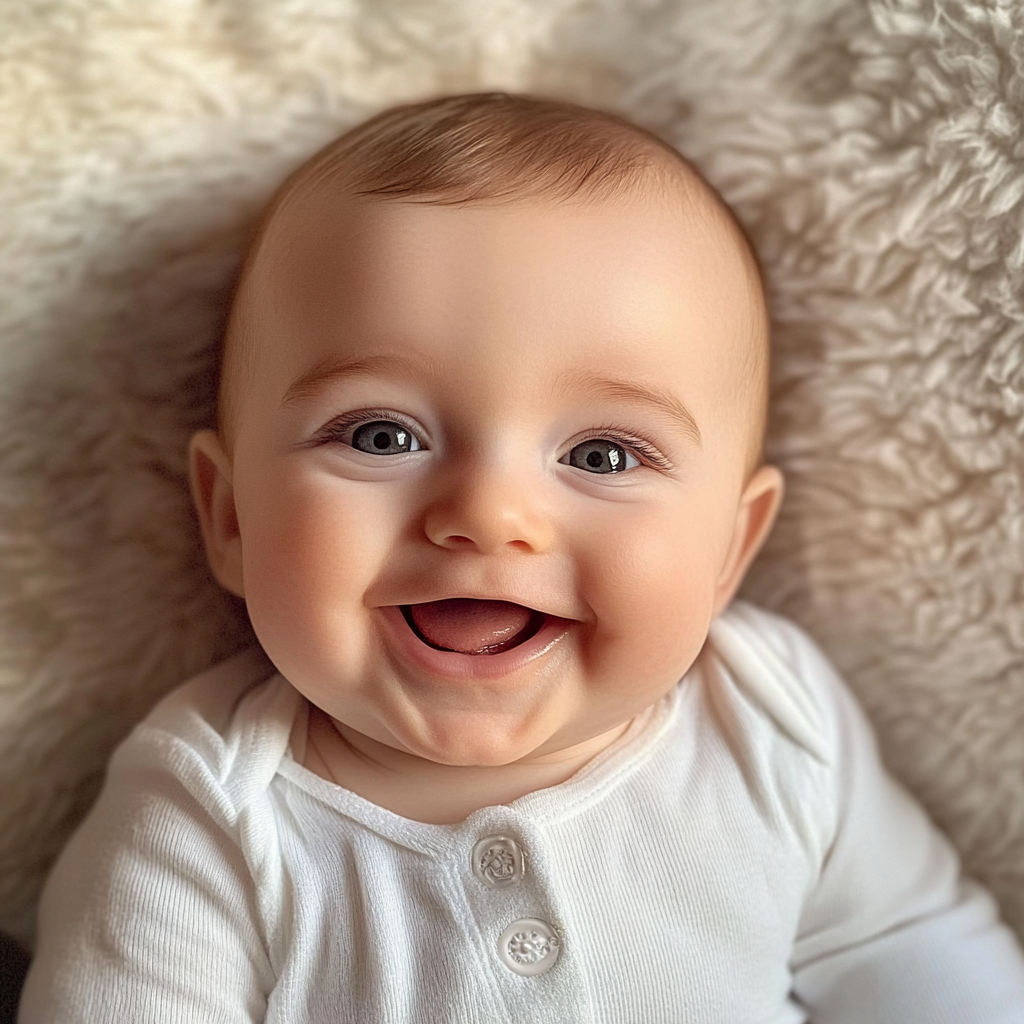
406,599,537,655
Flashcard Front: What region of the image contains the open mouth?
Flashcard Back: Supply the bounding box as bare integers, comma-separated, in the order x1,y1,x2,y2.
400,598,547,656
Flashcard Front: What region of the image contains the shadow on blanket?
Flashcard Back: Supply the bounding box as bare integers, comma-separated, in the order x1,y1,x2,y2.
0,932,29,1024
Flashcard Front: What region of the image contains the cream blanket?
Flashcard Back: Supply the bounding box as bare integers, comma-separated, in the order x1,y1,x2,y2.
1,0,1022,947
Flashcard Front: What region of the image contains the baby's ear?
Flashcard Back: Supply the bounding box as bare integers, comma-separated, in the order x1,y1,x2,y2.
712,465,784,617
188,429,245,598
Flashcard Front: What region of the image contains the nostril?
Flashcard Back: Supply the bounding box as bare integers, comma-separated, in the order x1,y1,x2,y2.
440,534,477,550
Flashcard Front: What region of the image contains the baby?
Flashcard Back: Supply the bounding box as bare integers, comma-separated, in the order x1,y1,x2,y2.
19,93,1024,1023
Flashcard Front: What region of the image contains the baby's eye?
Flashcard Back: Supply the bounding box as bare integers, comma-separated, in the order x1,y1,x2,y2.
560,439,639,474
350,420,423,455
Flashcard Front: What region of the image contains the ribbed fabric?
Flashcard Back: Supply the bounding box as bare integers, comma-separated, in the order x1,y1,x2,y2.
18,602,1024,1023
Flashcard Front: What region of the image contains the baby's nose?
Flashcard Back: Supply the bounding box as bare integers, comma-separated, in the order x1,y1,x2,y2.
421,462,554,555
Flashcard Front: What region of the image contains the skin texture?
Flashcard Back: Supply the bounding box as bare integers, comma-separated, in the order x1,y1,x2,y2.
190,188,783,824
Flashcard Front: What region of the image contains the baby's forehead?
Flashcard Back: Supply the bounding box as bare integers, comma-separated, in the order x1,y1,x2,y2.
260,156,755,294
251,192,760,411
251,175,758,340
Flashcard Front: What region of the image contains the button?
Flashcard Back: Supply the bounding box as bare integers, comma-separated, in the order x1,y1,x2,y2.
497,918,561,976
471,835,525,888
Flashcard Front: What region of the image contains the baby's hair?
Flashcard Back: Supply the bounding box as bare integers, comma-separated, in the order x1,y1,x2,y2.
296,92,706,205
221,93,769,469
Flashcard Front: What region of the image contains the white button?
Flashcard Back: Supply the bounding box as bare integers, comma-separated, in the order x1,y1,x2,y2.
497,918,561,976
471,835,525,888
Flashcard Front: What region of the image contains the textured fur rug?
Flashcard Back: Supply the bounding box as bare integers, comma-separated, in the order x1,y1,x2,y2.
1,0,1022,948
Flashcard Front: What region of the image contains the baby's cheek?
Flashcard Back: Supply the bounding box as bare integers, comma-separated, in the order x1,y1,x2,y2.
577,506,720,685
237,471,392,673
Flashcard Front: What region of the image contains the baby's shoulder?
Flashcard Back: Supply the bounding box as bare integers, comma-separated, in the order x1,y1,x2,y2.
706,601,851,767
109,647,301,828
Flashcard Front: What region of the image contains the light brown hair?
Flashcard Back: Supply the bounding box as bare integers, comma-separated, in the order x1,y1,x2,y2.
298,92,703,204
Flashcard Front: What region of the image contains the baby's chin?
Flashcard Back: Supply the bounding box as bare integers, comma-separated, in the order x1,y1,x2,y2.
378,709,569,768
368,693,635,771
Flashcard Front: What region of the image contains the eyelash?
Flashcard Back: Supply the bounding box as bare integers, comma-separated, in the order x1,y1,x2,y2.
310,410,674,471
311,408,422,447
573,423,674,471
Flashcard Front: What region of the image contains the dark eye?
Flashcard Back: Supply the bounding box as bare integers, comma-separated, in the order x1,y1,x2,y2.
350,420,422,455
561,439,638,474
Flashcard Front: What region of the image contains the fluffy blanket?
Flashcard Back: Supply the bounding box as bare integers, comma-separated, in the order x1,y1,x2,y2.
1,0,1022,948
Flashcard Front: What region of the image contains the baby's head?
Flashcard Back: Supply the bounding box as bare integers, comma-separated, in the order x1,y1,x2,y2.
190,93,783,769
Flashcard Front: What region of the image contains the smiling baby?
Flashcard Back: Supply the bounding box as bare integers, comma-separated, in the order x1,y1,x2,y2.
19,93,1024,1024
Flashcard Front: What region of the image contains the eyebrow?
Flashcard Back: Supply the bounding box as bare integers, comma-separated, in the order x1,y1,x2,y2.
282,355,702,447
281,354,428,406
557,370,703,447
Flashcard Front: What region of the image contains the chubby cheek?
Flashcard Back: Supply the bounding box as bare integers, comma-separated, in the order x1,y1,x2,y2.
233,462,398,689
573,496,726,695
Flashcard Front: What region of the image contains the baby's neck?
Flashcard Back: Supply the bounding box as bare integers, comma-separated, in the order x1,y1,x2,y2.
298,704,630,825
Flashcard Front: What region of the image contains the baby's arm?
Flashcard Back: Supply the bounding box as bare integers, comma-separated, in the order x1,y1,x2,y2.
788,628,1024,1023
18,719,274,1022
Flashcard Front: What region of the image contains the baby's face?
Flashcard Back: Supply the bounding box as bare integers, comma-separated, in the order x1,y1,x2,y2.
194,185,781,767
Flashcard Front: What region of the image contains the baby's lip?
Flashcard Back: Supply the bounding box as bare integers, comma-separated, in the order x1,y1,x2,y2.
381,591,578,623
376,603,575,682
401,599,547,655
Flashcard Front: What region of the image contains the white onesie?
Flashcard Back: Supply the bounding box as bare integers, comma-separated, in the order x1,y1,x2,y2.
18,602,1024,1023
